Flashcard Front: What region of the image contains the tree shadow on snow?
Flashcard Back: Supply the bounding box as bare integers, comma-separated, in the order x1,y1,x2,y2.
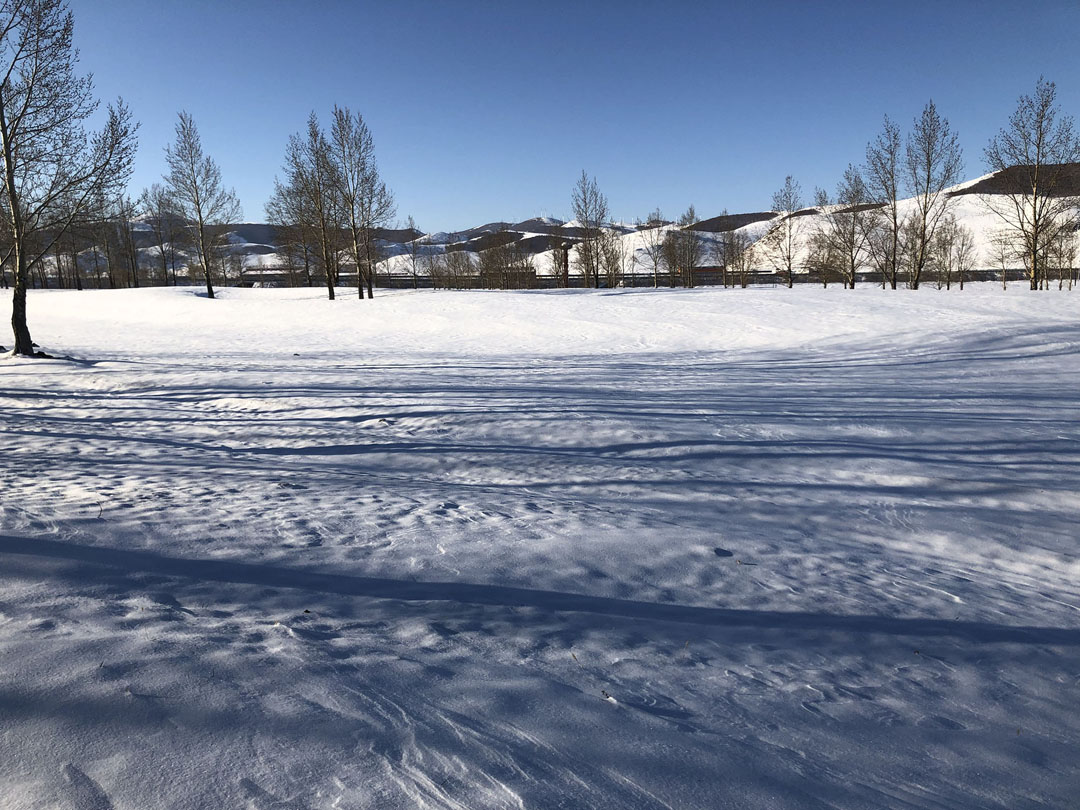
1,534,1077,647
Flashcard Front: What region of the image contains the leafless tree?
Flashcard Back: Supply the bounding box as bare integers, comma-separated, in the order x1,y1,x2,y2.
661,229,679,287
932,215,976,290
762,176,805,288
805,207,842,288
599,227,630,287
163,111,240,300
864,117,904,289
638,209,666,288
139,183,183,285
990,229,1017,290
226,249,246,286
722,228,754,288
904,100,963,289
547,223,571,288
1049,226,1077,290
444,248,475,289
114,195,142,288
983,77,1080,291
328,105,395,299
265,179,316,288
275,113,343,299
2,0,137,354
477,232,513,289
570,170,608,288
675,205,705,287
952,220,977,291
813,166,872,288
402,214,424,289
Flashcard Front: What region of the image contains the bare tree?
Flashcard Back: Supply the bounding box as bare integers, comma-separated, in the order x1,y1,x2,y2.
570,170,608,288
548,223,571,288
931,214,976,290
444,248,474,289
806,205,842,288
114,195,141,288
599,227,629,287
402,214,423,289
138,183,183,285
904,100,963,289
953,220,977,291
2,0,137,354
1049,226,1077,290
983,77,1080,291
762,176,805,288
275,113,343,299
163,111,240,300
675,205,705,287
477,231,512,289
813,166,872,289
723,228,754,288
659,206,704,287
328,105,395,300
990,229,1016,290
638,209,666,288
864,117,904,289
661,229,679,287
265,178,316,288
424,250,446,290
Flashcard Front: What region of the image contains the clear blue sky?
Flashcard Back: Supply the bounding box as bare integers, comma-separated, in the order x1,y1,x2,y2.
69,0,1080,231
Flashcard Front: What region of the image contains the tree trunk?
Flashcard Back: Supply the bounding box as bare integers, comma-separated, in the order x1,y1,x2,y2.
197,222,215,299
10,243,34,355
1,90,35,355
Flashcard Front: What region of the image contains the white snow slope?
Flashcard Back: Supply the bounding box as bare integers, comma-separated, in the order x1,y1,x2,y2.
1,285,1079,809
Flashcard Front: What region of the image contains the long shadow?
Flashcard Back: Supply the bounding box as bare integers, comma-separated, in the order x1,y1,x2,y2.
2,534,1077,646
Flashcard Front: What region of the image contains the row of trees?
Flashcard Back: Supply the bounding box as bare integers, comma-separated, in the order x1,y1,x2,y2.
0,1,400,352
758,79,1079,291
0,101,246,301
3,4,1076,355
561,78,1078,294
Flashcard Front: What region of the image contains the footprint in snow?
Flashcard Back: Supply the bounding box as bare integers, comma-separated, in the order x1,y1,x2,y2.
62,764,115,810
239,778,310,810
713,547,734,558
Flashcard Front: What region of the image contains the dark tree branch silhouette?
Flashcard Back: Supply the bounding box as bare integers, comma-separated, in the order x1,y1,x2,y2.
2,0,136,355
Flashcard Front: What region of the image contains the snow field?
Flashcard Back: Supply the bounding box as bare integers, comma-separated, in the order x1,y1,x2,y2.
1,284,1078,809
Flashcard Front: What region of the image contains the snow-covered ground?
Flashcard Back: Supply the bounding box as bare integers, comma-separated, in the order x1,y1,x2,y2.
2,285,1079,809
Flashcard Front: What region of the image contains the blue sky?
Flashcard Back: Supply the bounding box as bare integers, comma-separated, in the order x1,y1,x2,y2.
69,0,1080,230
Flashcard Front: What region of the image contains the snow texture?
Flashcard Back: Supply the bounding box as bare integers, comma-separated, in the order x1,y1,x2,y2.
1,284,1079,809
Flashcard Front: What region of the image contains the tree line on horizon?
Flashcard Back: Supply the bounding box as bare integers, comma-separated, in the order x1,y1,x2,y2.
2,0,1078,356
567,83,1079,295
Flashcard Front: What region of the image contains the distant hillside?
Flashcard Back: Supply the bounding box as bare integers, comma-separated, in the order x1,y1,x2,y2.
949,163,1080,197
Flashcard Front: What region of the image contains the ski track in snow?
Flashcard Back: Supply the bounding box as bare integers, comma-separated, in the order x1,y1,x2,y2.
1,285,1079,809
